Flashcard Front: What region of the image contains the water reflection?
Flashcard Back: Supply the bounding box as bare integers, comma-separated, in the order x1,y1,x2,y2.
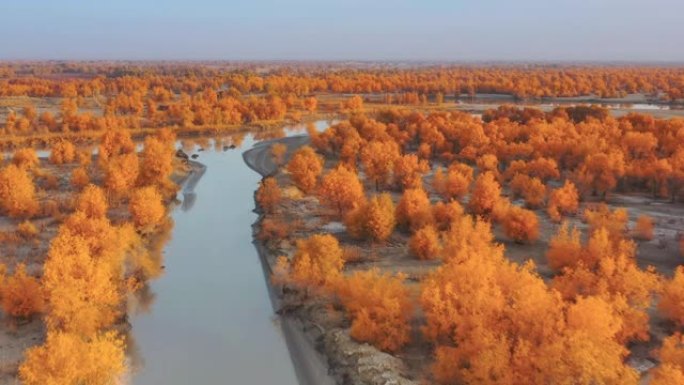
127,123,337,385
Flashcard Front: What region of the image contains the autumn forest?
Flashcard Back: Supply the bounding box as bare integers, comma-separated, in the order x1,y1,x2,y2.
0,60,684,385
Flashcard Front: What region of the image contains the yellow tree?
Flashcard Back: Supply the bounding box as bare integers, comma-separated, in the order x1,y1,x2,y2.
0,264,44,319
650,333,684,385
432,200,464,231
289,234,344,290
70,167,90,190
501,206,540,243
360,140,400,190
335,269,413,352
12,148,39,169
42,231,122,336
437,163,473,201
364,193,396,243
129,186,165,231
76,185,108,219
256,177,282,214
633,215,654,241
104,153,140,198
98,128,135,165
546,222,583,271
577,151,626,199
547,180,579,222
393,154,429,190
49,140,76,165
0,164,39,218
409,225,441,260
286,146,324,193
139,136,175,190
395,187,434,231
509,174,546,208
19,331,126,385
469,171,501,216
318,164,365,216
659,266,684,326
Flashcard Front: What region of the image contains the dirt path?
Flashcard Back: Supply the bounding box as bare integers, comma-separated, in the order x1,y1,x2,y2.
243,135,336,385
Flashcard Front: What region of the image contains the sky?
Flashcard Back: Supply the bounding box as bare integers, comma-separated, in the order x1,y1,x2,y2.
1,0,683,62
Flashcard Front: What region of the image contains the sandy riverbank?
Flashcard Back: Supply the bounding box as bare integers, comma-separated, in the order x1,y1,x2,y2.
243,136,336,385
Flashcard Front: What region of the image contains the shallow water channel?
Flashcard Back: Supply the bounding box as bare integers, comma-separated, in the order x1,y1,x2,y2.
128,121,330,385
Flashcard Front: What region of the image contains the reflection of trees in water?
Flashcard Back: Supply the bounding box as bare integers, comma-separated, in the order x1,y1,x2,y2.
231,133,246,147
254,128,286,141
181,192,197,212
122,329,145,380
180,161,206,213
131,283,158,315
124,215,177,380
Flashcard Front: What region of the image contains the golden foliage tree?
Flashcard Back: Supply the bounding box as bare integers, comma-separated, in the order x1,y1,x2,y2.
335,269,413,352
409,225,441,260
139,135,175,190
547,180,579,222
363,193,396,242
577,152,626,198
12,148,39,169
49,140,76,165
509,174,546,208
289,234,344,290
286,146,324,193
650,333,684,385
318,165,365,215
469,171,501,216
584,204,629,238
19,331,126,385
42,231,122,336
393,154,428,190
0,264,44,319
98,129,135,165
395,187,434,231
441,214,500,264
256,177,282,214
553,229,660,342
436,163,473,202
104,153,139,197
129,186,165,231
0,164,39,218
76,185,108,219
70,167,90,190
432,200,464,231
345,194,396,243
501,205,540,243
659,266,684,326
634,215,654,241
422,251,638,385
360,140,400,190
546,222,583,271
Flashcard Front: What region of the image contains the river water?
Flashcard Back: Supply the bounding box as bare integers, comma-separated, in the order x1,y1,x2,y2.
127,121,330,385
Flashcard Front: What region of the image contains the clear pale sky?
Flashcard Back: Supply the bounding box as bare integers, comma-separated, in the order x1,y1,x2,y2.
2,0,683,61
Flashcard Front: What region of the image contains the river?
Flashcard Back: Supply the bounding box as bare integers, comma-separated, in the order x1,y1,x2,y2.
127,121,331,385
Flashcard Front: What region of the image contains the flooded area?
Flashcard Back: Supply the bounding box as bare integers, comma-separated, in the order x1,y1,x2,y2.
127,121,331,385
